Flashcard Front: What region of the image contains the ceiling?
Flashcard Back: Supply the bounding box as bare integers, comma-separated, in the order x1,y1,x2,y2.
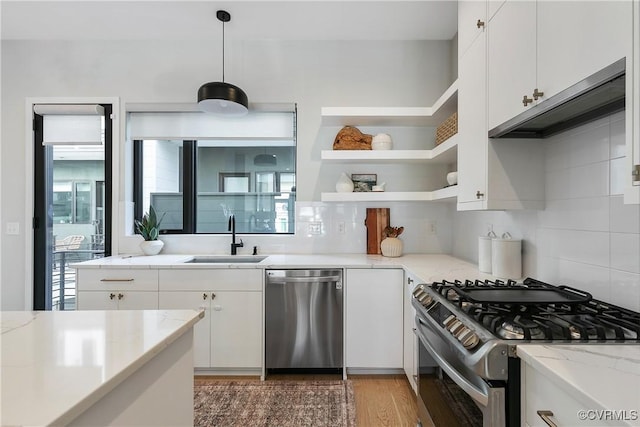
0,1,458,42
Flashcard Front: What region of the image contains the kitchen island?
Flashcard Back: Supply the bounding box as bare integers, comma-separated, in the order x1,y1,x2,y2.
1,309,203,426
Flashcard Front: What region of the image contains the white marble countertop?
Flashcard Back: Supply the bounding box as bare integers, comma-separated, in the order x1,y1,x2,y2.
71,253,496,283
517,344,640,425
1,309,203,427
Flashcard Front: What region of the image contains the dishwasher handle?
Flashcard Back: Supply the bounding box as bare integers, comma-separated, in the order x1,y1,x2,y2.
267,275,342,284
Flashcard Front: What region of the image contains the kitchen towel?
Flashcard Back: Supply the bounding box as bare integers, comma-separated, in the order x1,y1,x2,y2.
491,233,522,279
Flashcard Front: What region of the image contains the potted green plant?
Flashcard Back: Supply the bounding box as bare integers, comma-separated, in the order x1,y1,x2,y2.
381,226,404,257
135,206,166,255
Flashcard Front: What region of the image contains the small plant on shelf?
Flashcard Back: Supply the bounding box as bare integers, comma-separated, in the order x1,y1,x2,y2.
383,226,404,238
135,205,165,252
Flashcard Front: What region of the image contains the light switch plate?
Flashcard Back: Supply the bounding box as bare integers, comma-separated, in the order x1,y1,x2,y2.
6,222,20,235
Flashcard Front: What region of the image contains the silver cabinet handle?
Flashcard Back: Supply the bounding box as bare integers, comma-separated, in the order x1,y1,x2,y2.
537,410,557,427
109,293,116,300
211,292,216,300
476,191,484,199
523,95,534,106
100,278,134,282
203,293,208,300
477,19,485,28
117,293,124,300
408,277,414,284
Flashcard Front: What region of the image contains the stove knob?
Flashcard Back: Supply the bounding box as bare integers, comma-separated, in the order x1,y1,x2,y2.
459,330,480,350
454,325,470,339
449,320,465,335
418,293,433,307
443,315,457,328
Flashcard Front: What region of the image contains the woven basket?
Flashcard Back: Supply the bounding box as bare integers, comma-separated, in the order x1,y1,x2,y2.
435,112,458,146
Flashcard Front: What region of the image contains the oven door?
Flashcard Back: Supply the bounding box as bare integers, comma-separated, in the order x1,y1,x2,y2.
415,318,505,427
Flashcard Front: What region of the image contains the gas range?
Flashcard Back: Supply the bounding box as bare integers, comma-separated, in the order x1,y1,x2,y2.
414,278,640,346
411,277,640,427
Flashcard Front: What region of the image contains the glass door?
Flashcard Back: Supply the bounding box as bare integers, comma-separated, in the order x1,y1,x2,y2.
33,104,112,310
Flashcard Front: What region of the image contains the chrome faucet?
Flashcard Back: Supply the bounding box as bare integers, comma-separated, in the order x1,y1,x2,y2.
228,214,244,255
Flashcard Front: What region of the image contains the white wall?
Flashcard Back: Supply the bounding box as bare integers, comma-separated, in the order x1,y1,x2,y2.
1,39,453,309
452,112,640,312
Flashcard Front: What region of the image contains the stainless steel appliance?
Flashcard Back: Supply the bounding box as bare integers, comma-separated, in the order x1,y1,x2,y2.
265,269,343,371
412,278,640,427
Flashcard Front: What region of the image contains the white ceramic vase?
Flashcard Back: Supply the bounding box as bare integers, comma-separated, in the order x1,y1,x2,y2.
380,237,403,257
336,172,354,192
372,133,393,150
140,240,164,256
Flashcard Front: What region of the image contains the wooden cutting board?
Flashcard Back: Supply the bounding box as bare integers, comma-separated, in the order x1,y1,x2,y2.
365,208,390,255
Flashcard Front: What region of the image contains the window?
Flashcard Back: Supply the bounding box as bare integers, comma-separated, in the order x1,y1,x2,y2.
52,180,94,224
130,107,296,235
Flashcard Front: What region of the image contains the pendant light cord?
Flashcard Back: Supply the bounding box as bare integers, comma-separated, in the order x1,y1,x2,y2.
221,19,225,82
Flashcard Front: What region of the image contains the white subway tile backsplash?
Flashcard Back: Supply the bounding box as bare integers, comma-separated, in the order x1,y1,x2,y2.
545,169,571,200
609,270,640,312
610,196,640,233
609,114,626,159
538,197,609,232
567,120,610,168
609,157,627,195
569,161,609,198
610,232,640,274
556,259,611,302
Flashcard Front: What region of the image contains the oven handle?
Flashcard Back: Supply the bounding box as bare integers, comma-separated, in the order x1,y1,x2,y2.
415,320,489,407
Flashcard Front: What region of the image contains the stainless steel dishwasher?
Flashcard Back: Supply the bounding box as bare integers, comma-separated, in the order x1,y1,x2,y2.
265,269,343,372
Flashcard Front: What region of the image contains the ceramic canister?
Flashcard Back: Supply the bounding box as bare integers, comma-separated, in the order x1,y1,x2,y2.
491,233,522,279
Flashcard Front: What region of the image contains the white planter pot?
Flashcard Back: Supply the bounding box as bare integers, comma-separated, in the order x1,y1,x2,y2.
380,237,403,257
140,240,164,256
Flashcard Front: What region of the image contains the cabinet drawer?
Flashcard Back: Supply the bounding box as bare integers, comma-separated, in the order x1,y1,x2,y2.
159,269,262,291
523,363,623,427
76,268,159,291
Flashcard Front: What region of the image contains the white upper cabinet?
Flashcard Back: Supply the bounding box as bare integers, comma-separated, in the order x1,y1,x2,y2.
458,0,487,61
537,1,632,102
628,0,640,204
487,0,536,131
487,0,633,132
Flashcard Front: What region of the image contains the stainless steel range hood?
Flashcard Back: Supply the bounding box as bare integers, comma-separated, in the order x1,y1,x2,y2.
489,58,626,139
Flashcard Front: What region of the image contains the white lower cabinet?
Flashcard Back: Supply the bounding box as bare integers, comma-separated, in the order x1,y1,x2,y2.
403,271,419,392
76,268,159,310
158,269,262,371
522,361,622,427
345,268,403,369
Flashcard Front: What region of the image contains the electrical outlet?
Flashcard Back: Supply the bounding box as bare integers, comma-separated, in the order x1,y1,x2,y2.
426,221,437,235
337,222,346,234
6,222,19,235
308,222,322,235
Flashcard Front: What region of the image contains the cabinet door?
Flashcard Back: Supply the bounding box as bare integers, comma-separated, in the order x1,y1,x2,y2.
117,291,158,310
403,272,419,392
627,0,640,204
159,291,210,368
76,291,118,310
458,1,486,61
537,1,632,102
458,31,488,209
345,269,403,368
210,291,262,368
487,0,536,131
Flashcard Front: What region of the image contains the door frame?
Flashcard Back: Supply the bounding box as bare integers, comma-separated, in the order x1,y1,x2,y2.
25,97,120,310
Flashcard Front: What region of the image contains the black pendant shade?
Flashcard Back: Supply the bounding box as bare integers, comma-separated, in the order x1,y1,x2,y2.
198,10,248,115
198,81,248,115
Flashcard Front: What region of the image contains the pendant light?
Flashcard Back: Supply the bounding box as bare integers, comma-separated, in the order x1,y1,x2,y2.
197,10,249,115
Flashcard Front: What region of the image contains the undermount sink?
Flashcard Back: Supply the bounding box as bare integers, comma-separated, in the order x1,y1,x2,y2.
185,255,267,264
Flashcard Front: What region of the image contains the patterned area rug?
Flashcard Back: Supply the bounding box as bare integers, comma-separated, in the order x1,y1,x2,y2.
194,380,356,427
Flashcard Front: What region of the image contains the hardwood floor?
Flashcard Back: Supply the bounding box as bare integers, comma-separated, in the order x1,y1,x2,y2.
195,374,432,427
